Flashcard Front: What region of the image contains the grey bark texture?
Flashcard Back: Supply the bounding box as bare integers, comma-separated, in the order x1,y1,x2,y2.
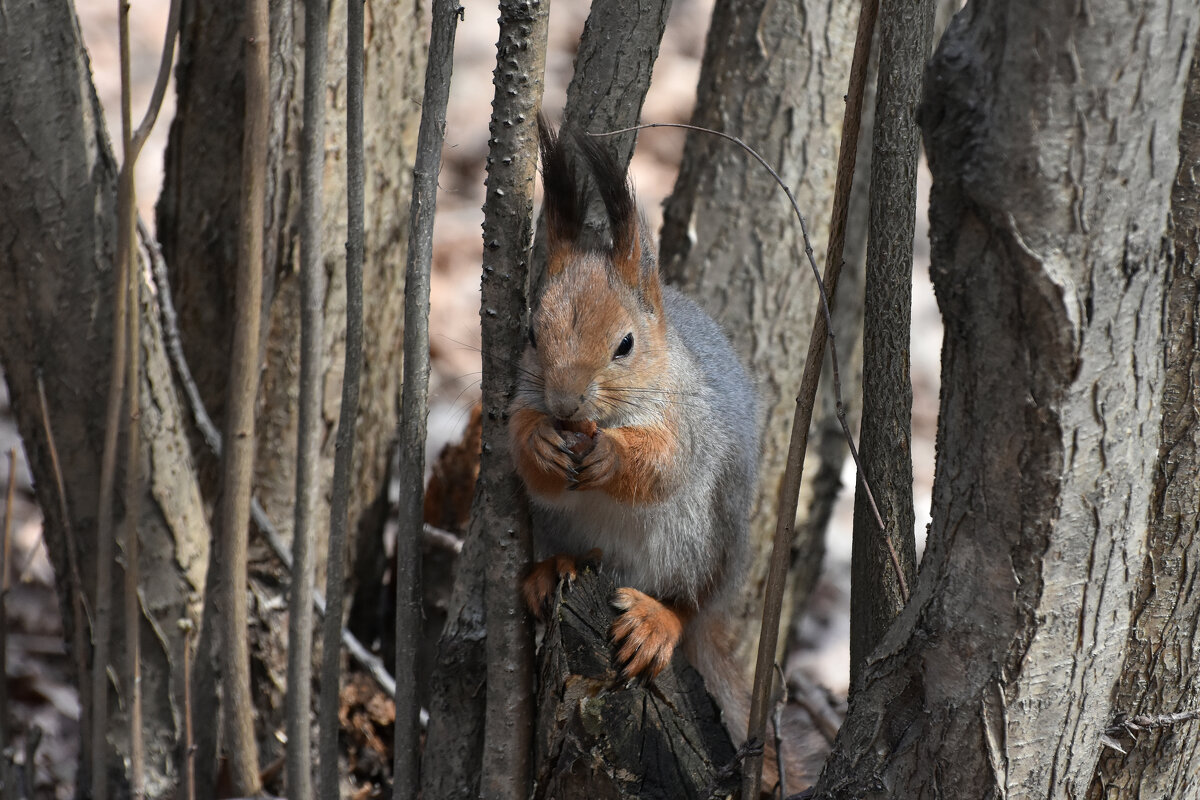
0,1,210,794
1086,38,1200,800
659,0,864,677
393,0,460,795
812,1,1199,797
533,569,739,800
286,0,330,791
157,0,425,776
215,0,270,788
478,1,550,794
848,0,933,687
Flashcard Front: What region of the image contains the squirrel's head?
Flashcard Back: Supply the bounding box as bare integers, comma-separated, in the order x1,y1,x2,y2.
524,117,669,425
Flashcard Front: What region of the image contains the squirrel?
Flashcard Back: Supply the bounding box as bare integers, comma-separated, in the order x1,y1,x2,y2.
509,117,770,767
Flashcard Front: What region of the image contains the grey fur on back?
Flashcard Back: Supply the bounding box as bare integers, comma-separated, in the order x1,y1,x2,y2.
661,285,759,603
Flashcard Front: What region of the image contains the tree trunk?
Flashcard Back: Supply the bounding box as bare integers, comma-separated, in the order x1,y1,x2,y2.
1086,34,1200,800
0,1,210,794
848,0,932,686
533,569,738,800
156,0,425,774
812,1,1199,796
659,0,864,677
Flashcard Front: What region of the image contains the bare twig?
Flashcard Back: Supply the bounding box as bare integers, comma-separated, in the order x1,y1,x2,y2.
117,2,144,785
391,0,460,796
1108,709,1200,738
216,0,271,790
142,219,396,697
286,0,329,793
181,620,195,800
318,0,366,792
116,3,180,795
772,663,788,799
35,375,90,706
130,0,182,156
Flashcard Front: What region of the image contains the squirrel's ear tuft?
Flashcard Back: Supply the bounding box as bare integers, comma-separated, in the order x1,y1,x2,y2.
538,114,583,276
573,130,644,290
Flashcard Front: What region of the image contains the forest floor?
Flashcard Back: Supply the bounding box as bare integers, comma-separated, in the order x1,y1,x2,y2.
0,0,941,793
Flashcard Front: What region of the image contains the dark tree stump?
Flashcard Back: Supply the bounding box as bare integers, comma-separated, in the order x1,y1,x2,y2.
534,568,740,799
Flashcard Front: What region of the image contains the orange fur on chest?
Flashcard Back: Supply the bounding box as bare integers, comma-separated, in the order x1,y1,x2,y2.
597,420,676,504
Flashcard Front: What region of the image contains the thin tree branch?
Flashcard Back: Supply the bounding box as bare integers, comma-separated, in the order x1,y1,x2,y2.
216,0,271,790
317,0,366,792
182,620,196,800
35,373,91,731
119,2,181,794
117,4,145,791
286,0,329,793
130,0,181,156
478,0,551,792
391,0,460,795
849,0,932,686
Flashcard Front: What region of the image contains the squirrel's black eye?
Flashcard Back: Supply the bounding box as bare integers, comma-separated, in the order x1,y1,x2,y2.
614,332,634,359
528,325,538,349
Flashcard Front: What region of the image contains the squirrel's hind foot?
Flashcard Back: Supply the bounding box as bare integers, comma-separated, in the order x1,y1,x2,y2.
522,549,604,620
610,588,687,680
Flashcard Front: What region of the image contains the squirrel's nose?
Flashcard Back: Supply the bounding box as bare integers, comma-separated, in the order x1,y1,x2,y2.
545,388,586,420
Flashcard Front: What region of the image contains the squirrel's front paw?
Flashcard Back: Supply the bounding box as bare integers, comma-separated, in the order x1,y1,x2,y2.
610,588,683,679
571,429,619,492
515,412,578,495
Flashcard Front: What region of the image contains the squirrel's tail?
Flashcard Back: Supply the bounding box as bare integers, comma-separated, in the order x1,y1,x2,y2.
684,615,828,797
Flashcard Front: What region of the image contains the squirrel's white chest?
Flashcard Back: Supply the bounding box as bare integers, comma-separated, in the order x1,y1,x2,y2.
532,490,682,597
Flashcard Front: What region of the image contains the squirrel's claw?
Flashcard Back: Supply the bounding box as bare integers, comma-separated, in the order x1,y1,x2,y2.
572,430,619,492
610,587,683,680
522,554,581,620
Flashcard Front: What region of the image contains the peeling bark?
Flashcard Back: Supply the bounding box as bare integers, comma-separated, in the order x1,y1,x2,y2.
813,2,1199,796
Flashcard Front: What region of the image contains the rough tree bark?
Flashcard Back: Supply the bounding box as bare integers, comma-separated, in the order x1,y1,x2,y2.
848,0,932,686
812,1,1199,796
1086,36,1200,800
0,1,210,794
156,0,425,774
659,0,864,677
